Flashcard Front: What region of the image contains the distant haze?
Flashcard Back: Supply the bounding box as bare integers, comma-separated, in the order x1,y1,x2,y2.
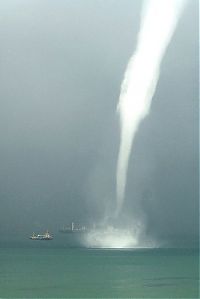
0,0,198,247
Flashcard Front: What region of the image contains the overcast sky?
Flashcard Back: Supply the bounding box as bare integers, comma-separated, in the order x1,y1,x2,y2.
0,0,198,247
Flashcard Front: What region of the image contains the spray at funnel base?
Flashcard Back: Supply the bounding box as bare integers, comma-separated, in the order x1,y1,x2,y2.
84,227,138,248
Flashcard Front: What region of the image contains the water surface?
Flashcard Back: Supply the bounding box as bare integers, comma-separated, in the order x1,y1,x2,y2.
0,247,198,298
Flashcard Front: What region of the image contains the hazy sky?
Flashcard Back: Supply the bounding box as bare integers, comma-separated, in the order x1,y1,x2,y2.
0,0,198,247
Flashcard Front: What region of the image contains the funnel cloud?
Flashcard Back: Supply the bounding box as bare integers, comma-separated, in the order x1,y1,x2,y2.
116,0,187,216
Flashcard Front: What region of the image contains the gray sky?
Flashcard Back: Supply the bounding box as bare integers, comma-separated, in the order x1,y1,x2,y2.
0,0,198,247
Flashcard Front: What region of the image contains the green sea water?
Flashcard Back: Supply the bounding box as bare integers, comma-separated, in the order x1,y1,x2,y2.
0,247,199,298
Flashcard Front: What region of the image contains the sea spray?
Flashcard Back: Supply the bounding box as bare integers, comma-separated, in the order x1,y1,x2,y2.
85,226,139,248
116,0,187,216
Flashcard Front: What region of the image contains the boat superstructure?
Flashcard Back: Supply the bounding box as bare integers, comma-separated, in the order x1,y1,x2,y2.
59,222,87,233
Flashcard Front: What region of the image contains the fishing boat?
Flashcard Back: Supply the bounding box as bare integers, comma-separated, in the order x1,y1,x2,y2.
29,231,53,240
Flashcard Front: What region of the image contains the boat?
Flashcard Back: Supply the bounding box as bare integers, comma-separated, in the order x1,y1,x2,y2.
59,222,87,233
29,231,53,240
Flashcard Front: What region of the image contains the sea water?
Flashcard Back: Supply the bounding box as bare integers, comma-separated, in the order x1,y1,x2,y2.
0,247,198,298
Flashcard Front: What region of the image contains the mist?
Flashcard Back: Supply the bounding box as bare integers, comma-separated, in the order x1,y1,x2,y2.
0,0,198,248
